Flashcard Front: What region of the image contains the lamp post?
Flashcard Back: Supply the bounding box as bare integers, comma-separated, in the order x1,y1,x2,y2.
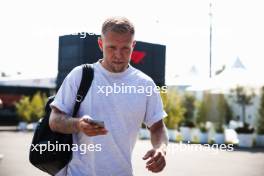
209,2,213,78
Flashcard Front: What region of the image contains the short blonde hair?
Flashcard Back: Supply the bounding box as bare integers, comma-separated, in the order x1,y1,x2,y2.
101,17,135,36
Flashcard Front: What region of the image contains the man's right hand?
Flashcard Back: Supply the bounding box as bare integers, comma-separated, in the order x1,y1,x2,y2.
77,115,108,137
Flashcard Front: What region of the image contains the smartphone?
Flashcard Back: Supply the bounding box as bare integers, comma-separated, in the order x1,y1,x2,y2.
83,117,105,128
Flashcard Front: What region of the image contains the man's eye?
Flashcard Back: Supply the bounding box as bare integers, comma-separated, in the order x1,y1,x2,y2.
123,48,130,51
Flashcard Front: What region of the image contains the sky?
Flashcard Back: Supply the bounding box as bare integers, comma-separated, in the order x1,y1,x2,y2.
0,0,264,85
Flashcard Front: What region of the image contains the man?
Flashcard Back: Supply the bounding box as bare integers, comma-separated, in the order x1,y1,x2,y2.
49,17,168,176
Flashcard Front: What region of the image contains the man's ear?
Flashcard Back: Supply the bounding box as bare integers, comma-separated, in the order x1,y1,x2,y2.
98,37,103,51
132,40,136,48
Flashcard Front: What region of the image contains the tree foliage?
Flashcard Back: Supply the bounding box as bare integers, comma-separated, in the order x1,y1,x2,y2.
196,91,212,124
161,90,185,129
257,86,264,134
15,96,31,122
15,92,47,123
217,94,233,125
182,93,196,126
229,86,255,123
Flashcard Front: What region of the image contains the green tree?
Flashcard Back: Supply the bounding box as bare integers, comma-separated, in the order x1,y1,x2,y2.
196,91,212,124
15,96,32,122
161,90,185,129
31,92,47,122
229,86,255,123
182,93,196,125
257,86,264,134
215,94,233,133
15,92,47,123
217,94,233,125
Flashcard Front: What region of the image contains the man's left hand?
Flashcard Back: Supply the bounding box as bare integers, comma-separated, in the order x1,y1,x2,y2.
142,147,166,173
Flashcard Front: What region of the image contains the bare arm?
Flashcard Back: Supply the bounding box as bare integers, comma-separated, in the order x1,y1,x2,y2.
143,120,168,173
49,106,80,134
49,106,108,136
149,120,168,150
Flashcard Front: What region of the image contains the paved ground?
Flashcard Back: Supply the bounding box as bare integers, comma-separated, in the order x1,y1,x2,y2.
0,131,264,176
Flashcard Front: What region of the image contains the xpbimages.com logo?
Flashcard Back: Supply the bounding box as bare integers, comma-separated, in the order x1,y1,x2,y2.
167,141,234,155
70,32,96,38
97,83,168,96
30,141,101,155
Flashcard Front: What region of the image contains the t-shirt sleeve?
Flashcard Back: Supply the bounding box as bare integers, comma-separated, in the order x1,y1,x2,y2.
50,66,82,116
143,80,167,127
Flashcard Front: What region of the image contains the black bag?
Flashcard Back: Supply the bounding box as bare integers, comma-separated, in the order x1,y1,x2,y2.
29,64,94,175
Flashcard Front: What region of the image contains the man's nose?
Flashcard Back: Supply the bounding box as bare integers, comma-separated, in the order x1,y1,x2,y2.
114,49,122,59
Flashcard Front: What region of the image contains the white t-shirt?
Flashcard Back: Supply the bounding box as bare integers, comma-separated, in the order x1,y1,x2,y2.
51,60,167,176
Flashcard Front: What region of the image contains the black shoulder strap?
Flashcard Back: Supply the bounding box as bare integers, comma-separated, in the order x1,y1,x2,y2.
72,64,94,117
